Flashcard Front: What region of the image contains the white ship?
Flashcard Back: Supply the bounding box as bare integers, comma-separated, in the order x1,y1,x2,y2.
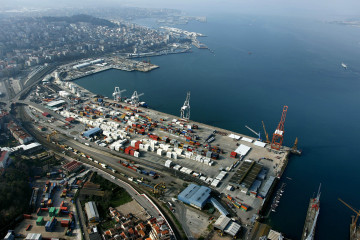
341,62,348,69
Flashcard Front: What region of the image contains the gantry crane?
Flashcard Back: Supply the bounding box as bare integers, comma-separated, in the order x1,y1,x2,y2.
262,121,270,143
153,182,166,196
271,106,288,150
339,198,360,240
180,91,190,120
47,131,58,142
130,91,144,107
112,87,126,101
245,125,261,141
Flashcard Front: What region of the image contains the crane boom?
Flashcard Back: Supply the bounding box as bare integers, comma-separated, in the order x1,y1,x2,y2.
180,91,191,120
245,125,260,139
339,198,360,228
262,121,270,143
271,106,288,150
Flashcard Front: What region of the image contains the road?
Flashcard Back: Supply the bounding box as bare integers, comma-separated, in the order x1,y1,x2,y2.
75,198,90,240
18,104,185,239
174,202,194,240
72,157,177,238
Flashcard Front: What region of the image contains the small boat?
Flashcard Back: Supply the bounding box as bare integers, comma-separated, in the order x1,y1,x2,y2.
341,62,348,69
272,209,276,212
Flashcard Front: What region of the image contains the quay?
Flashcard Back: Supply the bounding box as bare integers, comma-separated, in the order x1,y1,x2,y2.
17,63,295,238
59,57,159,81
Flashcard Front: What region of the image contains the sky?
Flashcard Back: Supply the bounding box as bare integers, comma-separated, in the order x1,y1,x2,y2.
1,0,360,20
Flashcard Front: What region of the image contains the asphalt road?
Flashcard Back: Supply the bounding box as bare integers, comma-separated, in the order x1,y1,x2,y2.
18,105,184,239
174,202,195,240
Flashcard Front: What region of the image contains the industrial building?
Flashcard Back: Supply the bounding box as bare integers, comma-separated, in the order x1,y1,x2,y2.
214,215,241,237
46,100,66,109
22,142,42,154
73,59,104,70
178,184,211,209
85,201,100,223
178,184,229,216
229,160,263,192
62,160,83,174
209,197,229,216
258,176,276,199
83,127,102,138
7,121,34,144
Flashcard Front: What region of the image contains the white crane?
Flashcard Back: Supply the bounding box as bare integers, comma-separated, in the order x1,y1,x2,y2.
180,91,191,120
112,87,126,101
131,91,144,106
245,125,261,140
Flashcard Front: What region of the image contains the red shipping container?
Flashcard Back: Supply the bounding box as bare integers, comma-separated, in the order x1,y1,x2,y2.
60,201,64,208
23,214,32,219
60,207,68,211
61,221,69,227
130,150,135,156
41,208,49,211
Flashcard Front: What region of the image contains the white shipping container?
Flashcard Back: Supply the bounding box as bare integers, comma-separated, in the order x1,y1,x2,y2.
166,152,172,158
157,149,163,156
134,151,140,158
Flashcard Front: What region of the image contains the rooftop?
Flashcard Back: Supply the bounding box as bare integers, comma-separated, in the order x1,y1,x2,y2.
177,183,211,208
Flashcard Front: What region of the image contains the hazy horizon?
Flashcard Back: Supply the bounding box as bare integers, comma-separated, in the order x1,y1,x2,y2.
1,0,360,20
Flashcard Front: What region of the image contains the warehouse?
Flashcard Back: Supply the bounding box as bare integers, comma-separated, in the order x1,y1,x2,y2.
46,100,66,109
229,160,263,192
62,160,83,174
177,184,211,209
213,215,241,237
209,197,229,216
21,142,42,154
83,127,102,138
85,201,100,223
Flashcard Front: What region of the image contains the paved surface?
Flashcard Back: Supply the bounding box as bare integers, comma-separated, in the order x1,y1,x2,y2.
174,202,195,240
76,198,89,240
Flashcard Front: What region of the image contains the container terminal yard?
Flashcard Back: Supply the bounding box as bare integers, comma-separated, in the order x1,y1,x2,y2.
7,59,301,239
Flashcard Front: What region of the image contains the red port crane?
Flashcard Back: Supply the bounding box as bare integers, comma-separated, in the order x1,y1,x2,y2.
271,106,288,150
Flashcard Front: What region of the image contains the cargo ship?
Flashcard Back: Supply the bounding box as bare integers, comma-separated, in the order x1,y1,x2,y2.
301,184,321,240
342,62,348,69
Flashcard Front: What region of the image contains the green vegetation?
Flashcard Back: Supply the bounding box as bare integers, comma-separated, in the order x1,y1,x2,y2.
0,156,35,229
81,172,132,219
100,219,116,230
161,203,186,240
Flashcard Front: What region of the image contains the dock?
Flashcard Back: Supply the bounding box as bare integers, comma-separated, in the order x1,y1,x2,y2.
59,57,159,81
301,185,321,240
